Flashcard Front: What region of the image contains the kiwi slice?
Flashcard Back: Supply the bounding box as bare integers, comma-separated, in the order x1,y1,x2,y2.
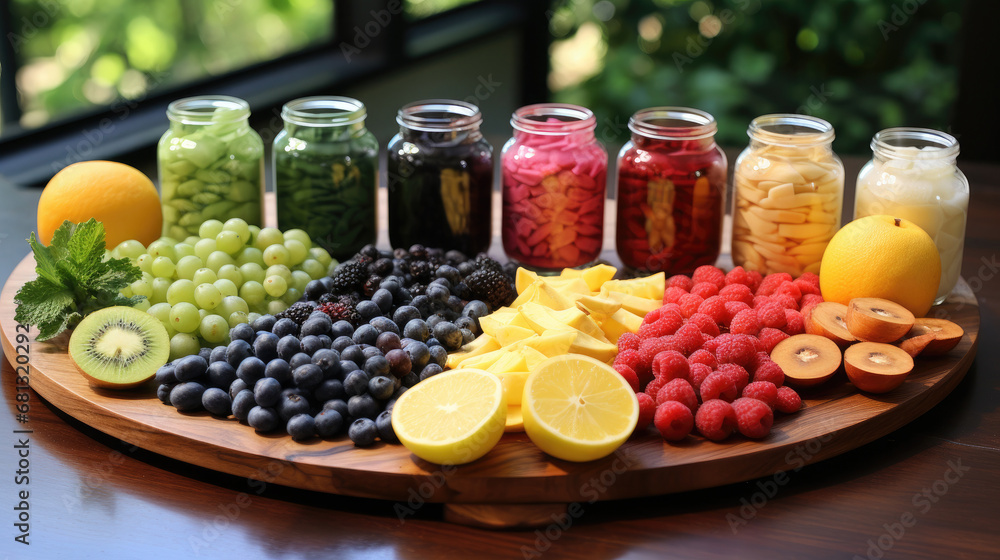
69,306,170,388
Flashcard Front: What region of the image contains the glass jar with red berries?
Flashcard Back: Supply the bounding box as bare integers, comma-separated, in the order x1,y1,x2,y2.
616,107,727,275
501,103,607,271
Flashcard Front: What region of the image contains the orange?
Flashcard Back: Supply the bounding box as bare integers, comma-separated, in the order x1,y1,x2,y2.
820,215,941,317
37,161,162,248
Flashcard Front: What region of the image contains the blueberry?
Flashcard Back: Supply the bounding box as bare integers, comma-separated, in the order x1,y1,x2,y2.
251,332,279,363
207,361,237,388
375,410,398,443
428,345,448,368
277,335,301,361
226,339,253,368
300,315,333,338
332,320,354,339
264,358,293,386
362,345,383,361
385,349,412,377
447,295,465,314
463,300,489,322
236,357,266,385
174,355,208,381
304,280,327,301
202,388,232,416
356,300,382,322
209,345,228,363
352,324,379,346
314,378,346,402
315,409,344,438
312,348,342,378
230,322,255,344
348,393,379,420
455,315,477,335
281,387,307,400
299,335,324,356
322,398,350,419
155,364,177,385
365,355,390,378
344,370,369,397
460,328,475,345
371,289,393,313
170,382,206,412
286,413,317,441
426,314,444,329
392,305,421,328
272,317,299,338
332,335,354,352
430,276,451,289
288,352,311,370
231,390,256,421
293,363,324,390
157,383,174,404
251,314,277,333
248,406,281,432
403,318,430,342
406,341,430,369
348,417,378,447
339,360,360,375
229,378,249,399
426,338,440,348
401,372,419,388
426,283,449,302
198,347,213,363
277,393,311,422
435,264,461,284
419,363,443,381
432,321,463,351
392,386,408,400
411,295,432,317
254,377,283,408
370,316,399,336
341,344,365,365
368,376,394,400
376,332,402,354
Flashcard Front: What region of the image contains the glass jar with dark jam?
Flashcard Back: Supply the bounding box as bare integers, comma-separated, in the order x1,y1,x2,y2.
387,100,493,255
616,107,727,274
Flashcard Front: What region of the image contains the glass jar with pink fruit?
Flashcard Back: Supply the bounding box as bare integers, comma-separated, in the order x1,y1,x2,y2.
500,103,607,271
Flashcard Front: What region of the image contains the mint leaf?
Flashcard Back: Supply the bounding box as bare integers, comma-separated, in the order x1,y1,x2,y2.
26,232,62,286
66,219,108,284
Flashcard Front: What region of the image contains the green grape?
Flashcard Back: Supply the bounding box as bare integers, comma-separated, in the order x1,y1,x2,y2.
198,308,209,320
199,219,225,239
217,264,243,286
291,270,312,293
169,302,201,333
130,278,153,299
194,283,222,310
309,247,333,267
239,262,266,284
136,254,154,274
194,238,218,261
298,259,326,279
247,225,260,246
254,227,284,250
166,279,196,306
239,281,266,306
267,299,288,315
151,277,172,304
141,271,154,284
265,264,293,283
236,247,264,266
222,218,251,245
218,295,249,317
228,311,249,328
183,236,201,246
169,332,202,361
114,240,147,261
206,250,235,271
176,255,204,280
159,236,179,245
133,299,151,312
282,229,312,250
199,314,230,344
280,288,302,305
263,275,287,298
214,279,239,298
174,243,196,260
147,240,177,261
120,285,134,298
262,244,290,267
247,312,262,324
192,268,218,285
148,302,172,324
284,239,308,267
216,230,244,256
151,256,176,279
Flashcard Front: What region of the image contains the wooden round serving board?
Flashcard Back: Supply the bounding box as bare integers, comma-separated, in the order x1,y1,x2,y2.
0,253,979,528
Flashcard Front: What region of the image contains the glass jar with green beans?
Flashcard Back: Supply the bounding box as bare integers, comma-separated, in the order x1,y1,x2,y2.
273,96,378,260
157,96,264,240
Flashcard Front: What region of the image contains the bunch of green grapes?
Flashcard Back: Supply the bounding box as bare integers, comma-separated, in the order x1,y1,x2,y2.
110,218,337,360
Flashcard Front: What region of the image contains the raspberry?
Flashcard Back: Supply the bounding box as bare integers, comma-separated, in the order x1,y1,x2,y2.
678,293,705,318
688,349,718,369
723,301,751,327
795,272,820,291
656,378,699,414
692,265,726,290
688,363,713,392
687,313,720,337
638,318,670,340
747,351,772,373
747,270,763,293
772,294,796,310
752,295,771,309
719,283,754,306
664,286,688,304
695,399,737,441
652,350,690,381
783,309,805,335
673,323,705,355
757,327,790,354
697,296,728,326
667,274,694,292
690,282,719,299
615,349,645,379
642,306,663,325
617,332,641,353
775,281,802,303
800,293,825,309
742,381,778,409
724,266,751,287
714,334,756,367
753,360,785,387
636,392,656,431
732,397,773,438
756,272,793,296
794,277,822,296
700,371,737,402
756,302,788,329
613,364,640,393
701,337,720,355
656,308,684,336
644,376,665,398
729,308,761,336
639,336,678,365
654,401,694,441
717,363,750,393
775,386,802,413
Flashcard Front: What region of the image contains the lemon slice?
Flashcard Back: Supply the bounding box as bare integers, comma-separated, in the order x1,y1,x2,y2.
391,368,506,465
522,354,639,462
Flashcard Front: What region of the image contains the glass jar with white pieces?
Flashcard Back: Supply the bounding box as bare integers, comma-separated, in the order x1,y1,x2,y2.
854,128,969,304
731,114,844,277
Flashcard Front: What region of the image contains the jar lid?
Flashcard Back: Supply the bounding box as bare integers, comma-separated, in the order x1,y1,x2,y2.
167,95,250,125
872,127,959,160
629,107,717,140
397,100,482,132
510,103,596,136
282,96,367,127
748,114,835,147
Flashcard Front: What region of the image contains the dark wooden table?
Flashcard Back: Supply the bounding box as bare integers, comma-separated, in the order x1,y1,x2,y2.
1,155,998,560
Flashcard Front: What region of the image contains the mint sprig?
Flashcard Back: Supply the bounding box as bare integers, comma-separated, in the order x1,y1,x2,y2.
14,219,144,341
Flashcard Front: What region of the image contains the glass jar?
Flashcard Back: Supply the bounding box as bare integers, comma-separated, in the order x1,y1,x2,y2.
387,100,493,255
616,107,727,274
273,96,378,260
732,114,844,276
855,128,968,304
158,95,263,240
501,103,607,271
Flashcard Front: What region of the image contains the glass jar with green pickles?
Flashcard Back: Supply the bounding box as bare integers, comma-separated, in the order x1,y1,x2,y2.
273,97,378,260
157,96,264,240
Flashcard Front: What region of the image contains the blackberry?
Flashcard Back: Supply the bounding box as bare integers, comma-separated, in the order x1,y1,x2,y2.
372,258,393,276
473,253,504,274
363,275,383,297
503,261,518,280
330,259,369,293
276,302,314,326
465,267,517,310
444,250,467,265
317,301,360,326
408,260,434,282
408,283,426,297
408,244,428,260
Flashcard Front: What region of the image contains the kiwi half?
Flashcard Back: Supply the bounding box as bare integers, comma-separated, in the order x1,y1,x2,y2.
69,306,170,388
